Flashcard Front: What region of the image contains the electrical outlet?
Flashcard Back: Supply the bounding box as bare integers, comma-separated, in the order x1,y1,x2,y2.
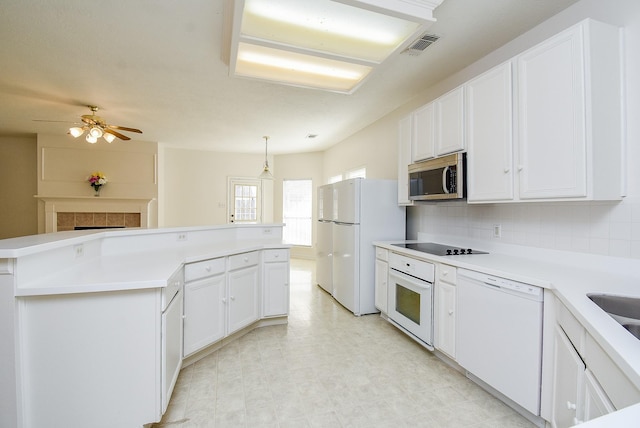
74,244,84,258
493,224,502,238
177,233,187,241
262,228,272,235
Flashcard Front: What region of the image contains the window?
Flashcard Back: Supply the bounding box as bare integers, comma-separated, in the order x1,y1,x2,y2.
346,167,366,179
328,174,342,184
228,178,262,223
282,179,312,246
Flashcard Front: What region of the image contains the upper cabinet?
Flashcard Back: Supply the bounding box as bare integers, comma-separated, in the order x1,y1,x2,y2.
515,19,622,201
465,19,623,203
411,86,465,163
398,114,413,205
466,61,514,202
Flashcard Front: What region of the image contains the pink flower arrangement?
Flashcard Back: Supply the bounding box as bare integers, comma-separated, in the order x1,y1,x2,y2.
88,171,107,191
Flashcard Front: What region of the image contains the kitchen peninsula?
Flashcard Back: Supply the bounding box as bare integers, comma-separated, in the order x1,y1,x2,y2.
0,224,289,428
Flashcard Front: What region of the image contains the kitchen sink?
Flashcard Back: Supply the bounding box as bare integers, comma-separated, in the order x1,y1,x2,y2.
623,323,640,340
588,294,640,339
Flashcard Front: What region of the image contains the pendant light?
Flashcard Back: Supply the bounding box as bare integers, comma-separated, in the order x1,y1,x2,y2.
258,136,274,180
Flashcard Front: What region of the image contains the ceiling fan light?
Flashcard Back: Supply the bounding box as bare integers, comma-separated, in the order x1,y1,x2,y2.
103,133,116,143
86,134,98,144
89,126,103,138
69,127,84,138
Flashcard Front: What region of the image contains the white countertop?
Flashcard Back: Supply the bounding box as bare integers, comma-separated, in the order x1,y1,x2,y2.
375,236,640,426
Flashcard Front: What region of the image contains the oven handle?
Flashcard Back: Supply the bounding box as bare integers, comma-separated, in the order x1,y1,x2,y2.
390,268,432,289
442,166,450,194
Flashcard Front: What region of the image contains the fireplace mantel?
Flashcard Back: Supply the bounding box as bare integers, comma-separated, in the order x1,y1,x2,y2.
35,196,155,233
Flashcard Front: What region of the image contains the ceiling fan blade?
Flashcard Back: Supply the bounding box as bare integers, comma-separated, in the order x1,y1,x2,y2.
81,116,98,125
104,128,131,141
33,119,79,124
108,125,143,133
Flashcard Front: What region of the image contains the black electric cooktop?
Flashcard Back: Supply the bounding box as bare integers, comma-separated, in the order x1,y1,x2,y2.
391,242,488,256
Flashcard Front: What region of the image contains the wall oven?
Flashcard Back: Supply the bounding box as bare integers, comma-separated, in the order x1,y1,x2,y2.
388,252,435,349
409,152,466,201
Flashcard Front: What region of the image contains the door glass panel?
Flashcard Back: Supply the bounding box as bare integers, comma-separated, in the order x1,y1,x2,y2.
396,284,421,325
234,184,258,222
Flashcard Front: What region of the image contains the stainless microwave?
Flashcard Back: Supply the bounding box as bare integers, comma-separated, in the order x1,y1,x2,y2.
408,153,466,201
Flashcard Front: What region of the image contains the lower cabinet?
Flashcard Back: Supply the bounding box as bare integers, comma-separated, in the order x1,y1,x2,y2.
374,247,389,313
551,324,586,427
183,250,280,357
227,252,260,333
263,249,290,317
434,263,457,359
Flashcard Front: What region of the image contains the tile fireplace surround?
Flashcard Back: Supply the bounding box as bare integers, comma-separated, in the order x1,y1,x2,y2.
36,196,154,233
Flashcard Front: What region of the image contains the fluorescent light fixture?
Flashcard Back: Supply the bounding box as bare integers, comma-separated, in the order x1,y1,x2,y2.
228,0,443,93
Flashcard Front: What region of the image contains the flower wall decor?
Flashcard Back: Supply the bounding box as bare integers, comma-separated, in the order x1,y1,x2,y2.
88,171,107,196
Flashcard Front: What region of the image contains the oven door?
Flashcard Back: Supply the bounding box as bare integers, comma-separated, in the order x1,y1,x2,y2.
388,269,433,349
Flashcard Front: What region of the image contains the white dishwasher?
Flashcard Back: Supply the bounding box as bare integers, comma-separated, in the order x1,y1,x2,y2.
457,268,543,416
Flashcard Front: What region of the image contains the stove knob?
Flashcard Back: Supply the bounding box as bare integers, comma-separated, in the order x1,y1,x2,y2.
446,249,452,255
467,248,473,254
460,249,466,254
453,249,459,255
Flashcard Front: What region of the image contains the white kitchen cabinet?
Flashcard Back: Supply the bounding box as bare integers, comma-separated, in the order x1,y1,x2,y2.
583,369,616,422
434,264,457,359
228,251,260,334
551,323,586,428
162,278,183,414
397,115,413,205
411,86,465,163
516,19,622,201
435,86,465,156
411,102,436,162
263,249,290,317
183,273,226,357
374,247,389,313
466,61,514,202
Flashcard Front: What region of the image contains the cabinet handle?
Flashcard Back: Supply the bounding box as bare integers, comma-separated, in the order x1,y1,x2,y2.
284,283,289,287
244,257,249,262
442,271,448,276
566,401,576,410
504,168,510,173
274,254,279,258
182,315,186,319
222,298,227,304
230,296,236,301
518,165,524,171
205,266,211,272
448,310,454,315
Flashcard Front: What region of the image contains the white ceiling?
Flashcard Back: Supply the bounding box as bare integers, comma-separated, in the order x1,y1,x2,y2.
0,0,578,154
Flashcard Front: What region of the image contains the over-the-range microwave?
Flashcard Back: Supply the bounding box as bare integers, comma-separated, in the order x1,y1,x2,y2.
408,152,466,201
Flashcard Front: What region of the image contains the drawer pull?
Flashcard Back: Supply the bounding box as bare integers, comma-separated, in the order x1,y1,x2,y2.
566,401,576,410
205,266,211,272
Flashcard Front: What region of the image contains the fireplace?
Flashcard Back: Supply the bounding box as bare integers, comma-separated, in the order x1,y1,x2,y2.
36,196,154,233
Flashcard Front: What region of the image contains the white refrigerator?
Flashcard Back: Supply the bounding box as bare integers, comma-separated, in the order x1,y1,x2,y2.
316,184,334,294
326,178,405,315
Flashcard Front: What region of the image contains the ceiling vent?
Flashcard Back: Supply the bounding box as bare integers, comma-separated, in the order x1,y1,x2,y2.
403,33,440,55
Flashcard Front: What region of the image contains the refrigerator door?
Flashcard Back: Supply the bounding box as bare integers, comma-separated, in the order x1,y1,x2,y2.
317,184,334,221
332,222,360,314
316,220,333,294
333,179,360,224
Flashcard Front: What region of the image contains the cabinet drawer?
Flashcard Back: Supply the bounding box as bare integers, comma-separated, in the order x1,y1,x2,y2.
556,300,585,354
229,251,260,270
263,249,289,263
375,247,389,261
185,257,225,282
438,264,457,285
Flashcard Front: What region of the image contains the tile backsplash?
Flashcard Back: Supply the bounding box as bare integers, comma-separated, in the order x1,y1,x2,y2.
408,196,640,259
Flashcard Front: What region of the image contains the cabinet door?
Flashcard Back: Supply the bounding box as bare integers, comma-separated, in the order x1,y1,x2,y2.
434,281,456,359
466,62,514,202
398,115,413,205
374,258,388,313
552,324,585,428
583,369,615,423
263,261,290,317
228,265,260,334
162,289,183,413
436,86,465,155
412,102,436,162
517,25,587,199
183,275,226,356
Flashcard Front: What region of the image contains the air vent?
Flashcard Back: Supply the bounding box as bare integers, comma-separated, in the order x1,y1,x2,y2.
403,33,440,55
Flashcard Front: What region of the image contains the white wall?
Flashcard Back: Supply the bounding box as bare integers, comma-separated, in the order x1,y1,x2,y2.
160,146,273,227
405,0,640,259
0,136,37,239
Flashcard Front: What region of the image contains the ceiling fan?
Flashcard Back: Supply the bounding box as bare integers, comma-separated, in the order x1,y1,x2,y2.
70,105,142,143
36,105,143,143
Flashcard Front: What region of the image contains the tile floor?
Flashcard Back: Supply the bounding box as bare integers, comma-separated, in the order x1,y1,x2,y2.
153,259,536,428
